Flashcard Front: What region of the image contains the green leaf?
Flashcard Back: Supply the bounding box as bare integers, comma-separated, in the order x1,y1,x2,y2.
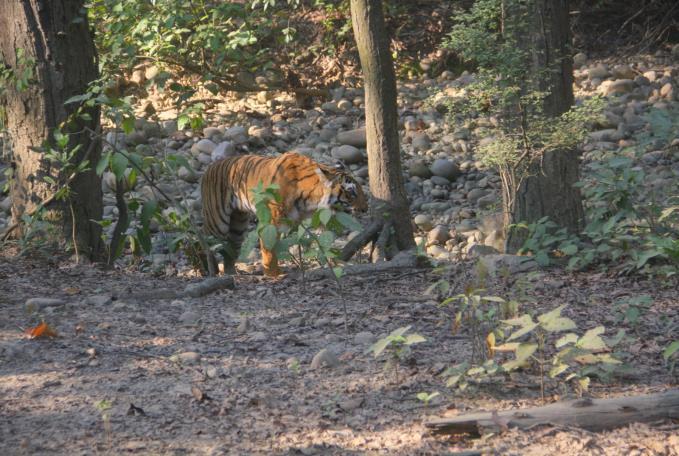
502,314,535,327
548,363,570,378
404,334,426,345
177,114,189,131
481,296,506,303
555,333,578,348
64,93,91,104
369,338,391,357
140,200,158,228
136,227,152,254
96,151,111,176
110,152,129,180
332,267,343,279
334,211,363,231
446,374,462,387
317,231,335,250
122,117,135,134
561,244,578,255
259,224,278,250
577,326,607,350
515,342,538,362
319,208,333,226
538,305,577,332
663,341,679,361
535,250,550,266
389,325,412,338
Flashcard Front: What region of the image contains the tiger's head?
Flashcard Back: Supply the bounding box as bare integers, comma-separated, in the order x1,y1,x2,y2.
320,165,368,214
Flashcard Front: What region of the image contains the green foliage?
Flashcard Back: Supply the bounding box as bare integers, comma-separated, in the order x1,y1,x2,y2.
433,284,518,363
415,391,440,406
435,284,624,396
613,294,653,327
88,0,300,106
494,306,623,396
519,153,679,276
369,325,426,378
438,0,603,219
240,182,362,279
664,341,679,375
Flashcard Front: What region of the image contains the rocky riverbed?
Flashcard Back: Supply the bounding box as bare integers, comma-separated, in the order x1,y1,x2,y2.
1,49,678,273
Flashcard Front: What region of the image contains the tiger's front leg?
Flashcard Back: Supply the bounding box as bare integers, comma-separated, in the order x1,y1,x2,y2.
261,203,283,277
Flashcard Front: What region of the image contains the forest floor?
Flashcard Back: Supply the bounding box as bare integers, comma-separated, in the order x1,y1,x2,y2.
1,250,677,455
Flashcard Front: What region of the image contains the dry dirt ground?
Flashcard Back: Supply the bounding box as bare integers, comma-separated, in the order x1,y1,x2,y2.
0,253,677,455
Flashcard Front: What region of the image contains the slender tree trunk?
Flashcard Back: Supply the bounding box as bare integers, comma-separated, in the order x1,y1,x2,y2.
505,0,584,253
350,0,415,252
0,0,102,259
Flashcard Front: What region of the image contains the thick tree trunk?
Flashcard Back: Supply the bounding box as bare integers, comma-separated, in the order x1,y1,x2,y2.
350,0,415,252
505,0,584,253
0,0,102,259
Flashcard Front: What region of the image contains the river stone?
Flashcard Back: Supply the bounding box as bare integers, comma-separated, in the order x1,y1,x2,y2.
191,138,216,156
337,128,367,147
411,132,431,152
25,298,66,312
409,159,432,178
611,64,635,80
587,63,609,80
337,99,352,111
430,176,451,186
311,348,339,369
467,188,488,204
483,229,505,252
224,126,248,144
430,159,461,181
0,196,11,214
427,225,450,245
414,214,433,231
660,83,675,99
573,52,587,69
477,194,498,210
203,127,222,139
426,243,449,258
126,131,148,146
331,145,364,164
319,127,337,142
600,79,635,96
178,166,199,183
211,141,236,162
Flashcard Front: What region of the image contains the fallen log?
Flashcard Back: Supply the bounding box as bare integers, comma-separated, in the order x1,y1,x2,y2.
425,389,679,435
304,250,427,281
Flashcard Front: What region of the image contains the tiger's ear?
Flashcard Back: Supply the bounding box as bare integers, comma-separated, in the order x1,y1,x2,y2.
319,166,340,181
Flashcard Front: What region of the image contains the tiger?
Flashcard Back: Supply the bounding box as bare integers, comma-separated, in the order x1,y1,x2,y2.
201,152,368,276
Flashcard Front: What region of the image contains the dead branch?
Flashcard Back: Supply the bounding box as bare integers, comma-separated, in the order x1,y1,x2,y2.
425,389,679,436
339,219,383,261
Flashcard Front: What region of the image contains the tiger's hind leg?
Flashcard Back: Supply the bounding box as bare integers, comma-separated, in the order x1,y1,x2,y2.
222,209,251,274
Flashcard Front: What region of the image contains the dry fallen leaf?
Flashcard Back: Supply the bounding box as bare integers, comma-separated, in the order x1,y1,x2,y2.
63,286,80,295
191,386,210,402
25,322,58,339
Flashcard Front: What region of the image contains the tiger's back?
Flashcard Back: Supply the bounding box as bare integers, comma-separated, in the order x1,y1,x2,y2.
201,152,367,275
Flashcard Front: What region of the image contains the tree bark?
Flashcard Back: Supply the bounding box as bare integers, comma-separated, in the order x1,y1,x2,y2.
505,0,584,253
0,0,102,259
426,389,679,435
350,0,415,252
